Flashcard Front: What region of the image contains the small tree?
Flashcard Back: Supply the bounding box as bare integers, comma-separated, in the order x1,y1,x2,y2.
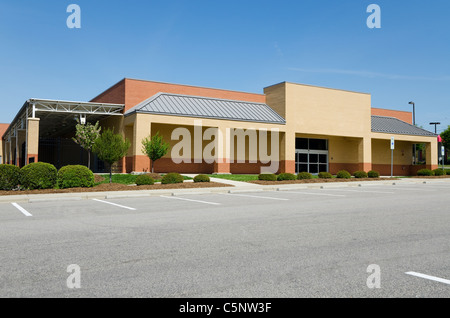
93,128,130,183
142,132,170,173
72,120,101,169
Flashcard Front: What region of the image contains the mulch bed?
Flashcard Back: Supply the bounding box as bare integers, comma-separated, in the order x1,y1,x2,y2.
0,182,232,196
249,178,397,185
412,175,450,179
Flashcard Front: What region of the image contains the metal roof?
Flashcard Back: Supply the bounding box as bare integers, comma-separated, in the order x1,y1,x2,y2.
125,93,286,124
371,116,437,137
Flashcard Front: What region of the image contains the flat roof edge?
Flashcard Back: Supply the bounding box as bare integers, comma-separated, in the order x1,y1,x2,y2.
264,81,370,95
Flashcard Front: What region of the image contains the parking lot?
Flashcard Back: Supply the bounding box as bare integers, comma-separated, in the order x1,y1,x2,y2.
1,181,450,297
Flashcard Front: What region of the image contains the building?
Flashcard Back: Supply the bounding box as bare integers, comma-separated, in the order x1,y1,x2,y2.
0,123,10,164
1,78,438,175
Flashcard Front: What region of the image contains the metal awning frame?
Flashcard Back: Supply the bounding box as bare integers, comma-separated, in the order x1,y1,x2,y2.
2,99,125,141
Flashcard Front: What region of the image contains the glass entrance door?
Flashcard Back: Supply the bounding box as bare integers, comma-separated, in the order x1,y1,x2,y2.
296,150,329,174
295,138,329,174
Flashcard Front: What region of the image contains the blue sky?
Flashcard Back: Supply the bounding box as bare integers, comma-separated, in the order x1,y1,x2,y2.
0,0,449,133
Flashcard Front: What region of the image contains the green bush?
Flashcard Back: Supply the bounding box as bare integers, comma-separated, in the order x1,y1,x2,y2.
417,169,434,176
353,171,368,178
20,162,57,190
135,174,155,186
161,172,184,184
193,174,210,183
433,168,446,176
57,165,95,189
277,173,297,181
258,173,277,181
318,172,333,179
336,170,351,179
0,164,20,190
446,170,450,176
297,172,313,180
368,170,380,178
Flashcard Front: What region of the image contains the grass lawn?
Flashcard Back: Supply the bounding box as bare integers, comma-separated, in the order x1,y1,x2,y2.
98,174,140,185
207,174,260,182
98,174,191,185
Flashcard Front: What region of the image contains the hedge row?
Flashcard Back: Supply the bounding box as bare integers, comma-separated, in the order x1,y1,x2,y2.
0,163,94,190
257,170,382,181
417,168,449,176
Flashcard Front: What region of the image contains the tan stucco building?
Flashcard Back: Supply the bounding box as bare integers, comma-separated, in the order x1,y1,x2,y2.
1,78,438,175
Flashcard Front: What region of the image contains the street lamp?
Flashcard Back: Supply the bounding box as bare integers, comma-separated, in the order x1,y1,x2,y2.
409,101,415,126
429,122,440,134
431,122,443,167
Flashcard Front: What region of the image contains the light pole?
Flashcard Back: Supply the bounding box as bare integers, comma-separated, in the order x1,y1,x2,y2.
429,122,440,134
430,122,442,167
409,101,415,126
409,102,416,164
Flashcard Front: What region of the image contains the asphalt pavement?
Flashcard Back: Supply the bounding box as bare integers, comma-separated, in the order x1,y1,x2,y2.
1,179,450,298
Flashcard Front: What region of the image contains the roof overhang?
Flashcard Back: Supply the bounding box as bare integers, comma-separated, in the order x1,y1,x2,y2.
124,93,286,125
371,115,437,137
3,99,124,140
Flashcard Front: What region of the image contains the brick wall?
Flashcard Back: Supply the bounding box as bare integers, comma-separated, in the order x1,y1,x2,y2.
372,108,413,124
124,78,266,112
90,79,126,105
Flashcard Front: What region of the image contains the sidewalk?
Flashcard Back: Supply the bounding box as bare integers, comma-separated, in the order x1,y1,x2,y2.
0,177,449,204
181,174,264,188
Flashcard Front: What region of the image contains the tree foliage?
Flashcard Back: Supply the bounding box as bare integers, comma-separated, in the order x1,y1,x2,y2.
93,128,130,183
141,132,170,173
440,125,450,151
72,120,101,169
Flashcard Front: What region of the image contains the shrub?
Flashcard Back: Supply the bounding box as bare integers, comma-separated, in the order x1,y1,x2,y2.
297,172,313,180
258,173,277,181
135,174,155,186
368,170,380,178
433,168,446,176
0,164,20,190
20,162,57,190
193,174,210,183
446,170,450,176
417,169,434,176
161,172,184,184
318,172,333,179
277,173,297,181
57,165,95,189
353,171,368,178
336,170,351,179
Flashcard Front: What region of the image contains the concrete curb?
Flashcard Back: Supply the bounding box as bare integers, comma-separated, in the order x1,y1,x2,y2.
1,178,449,204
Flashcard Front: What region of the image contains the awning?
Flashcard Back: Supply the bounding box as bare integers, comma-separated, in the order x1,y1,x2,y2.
3,99,125,140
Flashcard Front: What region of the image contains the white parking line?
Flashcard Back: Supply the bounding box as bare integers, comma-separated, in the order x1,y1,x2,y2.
225,193,289,201
324,189,395,194
280,191,345,197
405,272,450,285
392,187,434,192
421,185,450,189
11,203,32,217
92,199,136,211
160,195,221,206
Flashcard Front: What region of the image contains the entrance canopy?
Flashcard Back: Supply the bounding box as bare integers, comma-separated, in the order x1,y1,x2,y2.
3,99,125,140
2,99,124,167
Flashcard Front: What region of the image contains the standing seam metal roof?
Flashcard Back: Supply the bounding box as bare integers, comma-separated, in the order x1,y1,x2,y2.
124,93,286,124
371,116,437,136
